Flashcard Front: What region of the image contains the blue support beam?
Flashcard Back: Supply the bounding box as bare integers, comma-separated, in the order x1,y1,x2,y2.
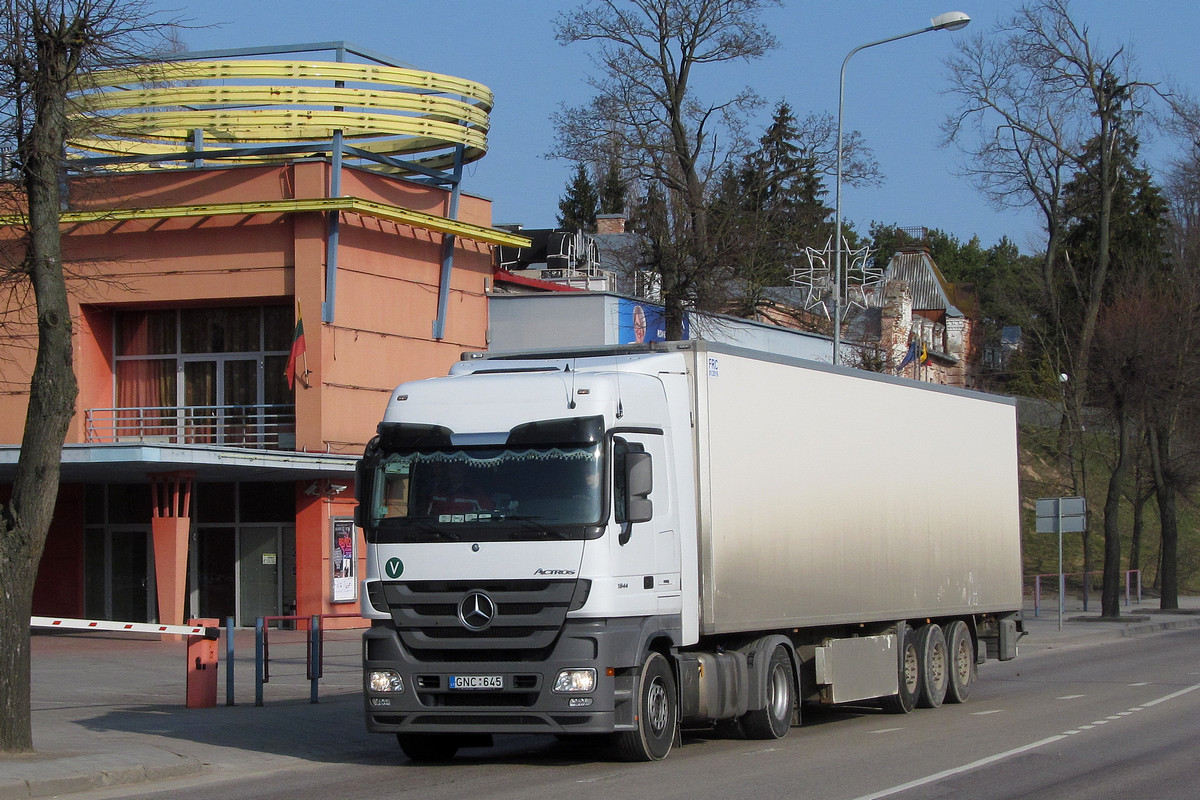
322,129,343,324
431,144,465,341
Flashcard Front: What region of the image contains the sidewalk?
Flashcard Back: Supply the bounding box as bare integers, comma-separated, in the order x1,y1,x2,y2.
4,598,1200,799
0,626,380,800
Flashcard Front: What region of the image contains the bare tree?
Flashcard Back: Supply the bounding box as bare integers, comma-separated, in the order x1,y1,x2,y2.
552,0,780,338
942,0,1161,616
943,0,1156,436
0,0,177,754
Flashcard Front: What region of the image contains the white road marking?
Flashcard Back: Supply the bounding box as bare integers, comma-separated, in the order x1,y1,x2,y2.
1141,684,1200,707
1057,694,1085,700
971,710,1002,716
1130,682,1149,686
847,735,1068,800
870,728,904,734
847,683,1200,800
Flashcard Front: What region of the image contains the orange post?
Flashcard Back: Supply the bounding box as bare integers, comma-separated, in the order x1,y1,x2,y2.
186,618,220,708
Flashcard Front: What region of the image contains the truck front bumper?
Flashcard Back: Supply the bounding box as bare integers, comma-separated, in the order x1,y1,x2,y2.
363,618,647,736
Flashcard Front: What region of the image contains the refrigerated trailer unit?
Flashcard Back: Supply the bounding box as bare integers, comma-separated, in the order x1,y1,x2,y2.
355,340,1023,761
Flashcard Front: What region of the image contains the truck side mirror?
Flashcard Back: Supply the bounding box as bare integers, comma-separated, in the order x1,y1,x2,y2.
355,437,379,529
354,463,368,528
624,451,653,524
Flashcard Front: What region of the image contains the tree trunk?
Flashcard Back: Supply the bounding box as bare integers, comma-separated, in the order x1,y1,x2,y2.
0,17,80,753
1129,490,1145,577
1101,409,1130,618
1149,426,1179,610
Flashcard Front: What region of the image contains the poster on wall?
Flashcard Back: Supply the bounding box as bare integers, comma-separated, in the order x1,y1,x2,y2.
617,299,688,344
331,517,357,603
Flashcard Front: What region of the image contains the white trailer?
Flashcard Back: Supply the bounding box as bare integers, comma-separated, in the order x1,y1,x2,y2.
355,341,1023,761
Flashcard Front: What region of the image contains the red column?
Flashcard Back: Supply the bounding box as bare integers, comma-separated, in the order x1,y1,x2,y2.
149,471,194,626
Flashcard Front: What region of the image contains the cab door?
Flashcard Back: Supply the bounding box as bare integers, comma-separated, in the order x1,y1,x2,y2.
610,431,680,615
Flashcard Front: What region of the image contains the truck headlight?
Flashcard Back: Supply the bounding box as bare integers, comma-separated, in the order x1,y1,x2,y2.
553,668,596,693
369,669,405,693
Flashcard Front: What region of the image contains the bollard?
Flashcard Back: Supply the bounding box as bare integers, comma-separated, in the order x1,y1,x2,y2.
225,617,236,706
255,617,265,707
309,615,322,704
186,618,220,708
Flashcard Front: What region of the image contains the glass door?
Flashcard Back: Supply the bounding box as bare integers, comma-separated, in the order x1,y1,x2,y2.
239,525,281,624
184,361,217,444
84,527,154,622
224,358,259,445
195,527,236,621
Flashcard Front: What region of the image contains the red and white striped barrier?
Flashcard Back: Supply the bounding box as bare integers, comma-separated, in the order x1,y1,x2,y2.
31,616,219,639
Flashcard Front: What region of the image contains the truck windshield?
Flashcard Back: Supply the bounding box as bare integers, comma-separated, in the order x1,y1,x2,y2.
367,444,604,542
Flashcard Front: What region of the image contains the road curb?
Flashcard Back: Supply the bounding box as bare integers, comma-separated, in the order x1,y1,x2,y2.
0,748,202,800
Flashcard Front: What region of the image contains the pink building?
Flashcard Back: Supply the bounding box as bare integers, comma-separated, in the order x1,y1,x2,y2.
0,44,527,629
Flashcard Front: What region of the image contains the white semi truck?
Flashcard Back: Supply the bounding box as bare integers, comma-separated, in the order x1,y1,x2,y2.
355,341,1023,762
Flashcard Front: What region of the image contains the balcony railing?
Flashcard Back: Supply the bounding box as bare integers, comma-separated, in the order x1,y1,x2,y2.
85,404,297,450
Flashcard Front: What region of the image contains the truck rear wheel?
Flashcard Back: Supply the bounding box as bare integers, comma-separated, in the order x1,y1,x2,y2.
944,620,974,704
397,733,459,762
915,624,948,709
880,624,919,714
740,645,795,739
614,652,677,762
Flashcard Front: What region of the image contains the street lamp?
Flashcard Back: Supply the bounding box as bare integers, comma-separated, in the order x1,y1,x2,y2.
831,11,971,365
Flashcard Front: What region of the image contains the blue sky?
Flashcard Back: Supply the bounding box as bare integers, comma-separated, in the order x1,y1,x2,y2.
160,1,1199,255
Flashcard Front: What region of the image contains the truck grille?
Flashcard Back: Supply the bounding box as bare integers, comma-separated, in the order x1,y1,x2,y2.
381,580,576,662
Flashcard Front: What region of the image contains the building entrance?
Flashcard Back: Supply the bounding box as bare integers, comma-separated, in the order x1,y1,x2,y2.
84,527,155,622
191,524,295,626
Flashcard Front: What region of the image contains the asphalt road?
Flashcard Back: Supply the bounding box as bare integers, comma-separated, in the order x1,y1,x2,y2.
64,625,1200,800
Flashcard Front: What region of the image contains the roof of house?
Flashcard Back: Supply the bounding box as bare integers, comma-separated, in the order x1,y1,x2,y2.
884,249,965,318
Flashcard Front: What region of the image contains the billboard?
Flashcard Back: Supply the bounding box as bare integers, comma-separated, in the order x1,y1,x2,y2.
618,299,688,344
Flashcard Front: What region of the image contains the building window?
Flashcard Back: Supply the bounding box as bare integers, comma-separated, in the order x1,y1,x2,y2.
115,306,290,410
109,306,294,447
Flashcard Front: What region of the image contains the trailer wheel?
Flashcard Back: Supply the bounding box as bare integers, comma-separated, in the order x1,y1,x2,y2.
915,624,948,709
944,620,975,704
741,645,795,740
880,624,919,714
613,652,677,761
397,733,459,762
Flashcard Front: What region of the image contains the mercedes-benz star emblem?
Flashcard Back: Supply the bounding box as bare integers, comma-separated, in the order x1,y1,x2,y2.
458,592,496,631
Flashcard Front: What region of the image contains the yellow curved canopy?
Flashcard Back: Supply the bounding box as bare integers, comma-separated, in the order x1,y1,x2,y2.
68,59,493,174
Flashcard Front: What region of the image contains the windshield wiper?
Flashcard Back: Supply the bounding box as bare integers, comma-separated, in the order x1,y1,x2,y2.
405,519,461,541
499,514,570,539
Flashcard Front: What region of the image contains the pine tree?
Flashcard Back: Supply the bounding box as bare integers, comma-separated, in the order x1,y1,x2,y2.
598,158,626,216
557,163,598,231
711,101,836,315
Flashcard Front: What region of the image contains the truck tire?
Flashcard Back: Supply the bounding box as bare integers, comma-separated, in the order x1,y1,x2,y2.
614,652,677,761
944,620,975,704
915,624,948,709
397,733,459,762
880,624,919,714
740,645,795,740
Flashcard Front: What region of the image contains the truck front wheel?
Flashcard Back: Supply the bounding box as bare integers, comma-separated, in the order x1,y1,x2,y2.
614,652,677,761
